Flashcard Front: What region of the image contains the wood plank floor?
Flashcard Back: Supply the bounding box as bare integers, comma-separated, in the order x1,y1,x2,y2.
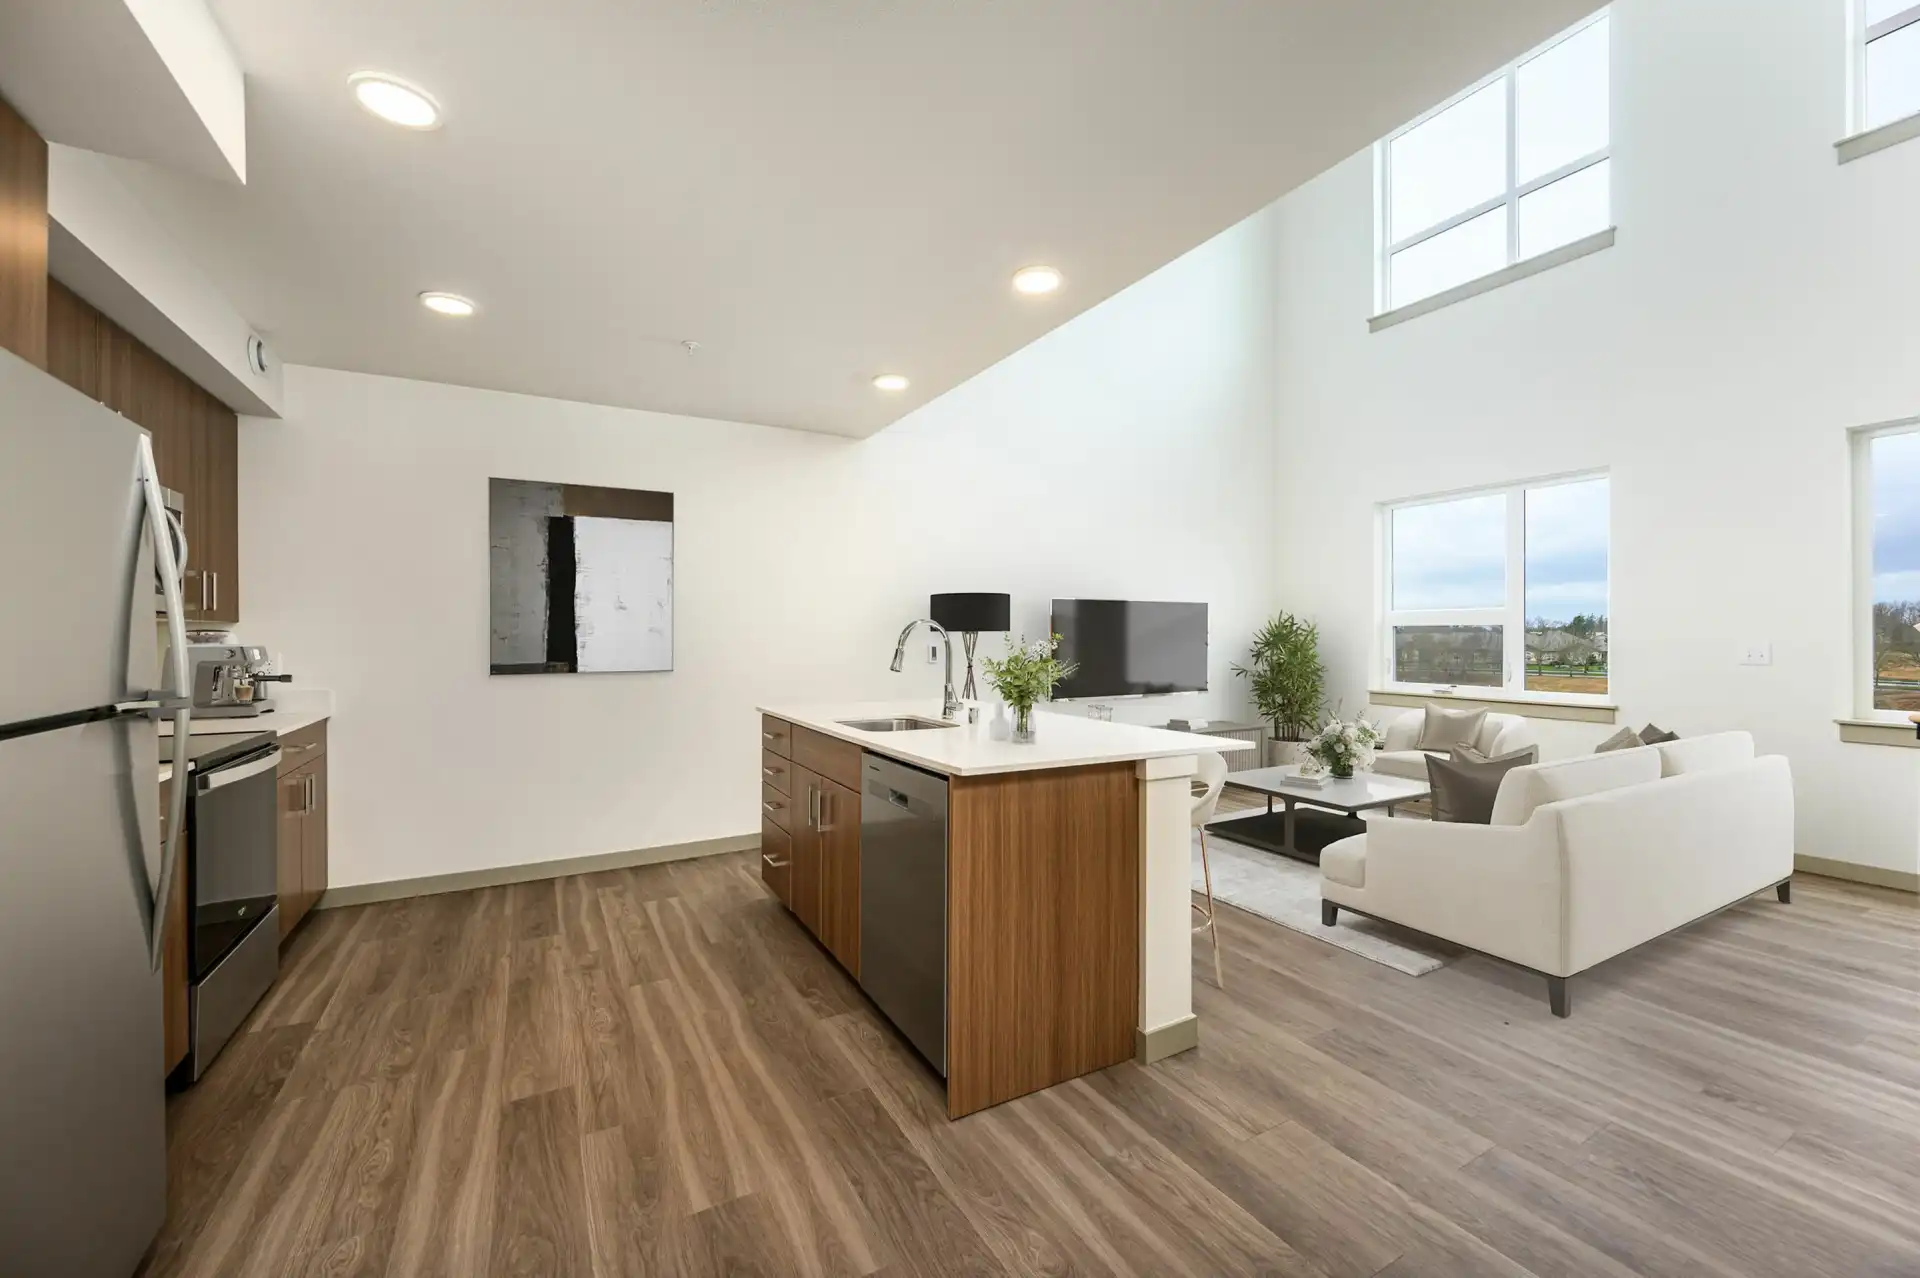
139,849,1920,1277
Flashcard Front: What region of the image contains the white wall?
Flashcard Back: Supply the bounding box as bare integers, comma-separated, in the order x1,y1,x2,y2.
240,210,1278,890
1270,0,1920,875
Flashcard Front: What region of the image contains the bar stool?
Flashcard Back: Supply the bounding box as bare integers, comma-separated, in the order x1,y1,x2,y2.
1191,751,1228,986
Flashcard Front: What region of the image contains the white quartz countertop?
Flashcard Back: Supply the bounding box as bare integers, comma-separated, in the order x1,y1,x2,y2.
161,690,333,739
758,700,1254,777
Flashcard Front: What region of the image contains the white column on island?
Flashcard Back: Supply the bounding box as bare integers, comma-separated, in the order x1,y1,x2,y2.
1136,753,1200,1061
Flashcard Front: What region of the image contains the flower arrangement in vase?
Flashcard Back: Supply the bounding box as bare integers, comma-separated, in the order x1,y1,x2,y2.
980,634,1078,743
1299,714,1384,780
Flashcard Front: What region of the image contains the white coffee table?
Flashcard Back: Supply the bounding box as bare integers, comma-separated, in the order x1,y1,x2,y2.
1217,766,1430,861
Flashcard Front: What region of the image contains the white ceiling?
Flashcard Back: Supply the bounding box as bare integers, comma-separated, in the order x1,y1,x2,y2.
104,0,1600,437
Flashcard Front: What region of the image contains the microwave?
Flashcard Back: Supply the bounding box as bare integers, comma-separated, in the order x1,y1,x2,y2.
154,486,186,613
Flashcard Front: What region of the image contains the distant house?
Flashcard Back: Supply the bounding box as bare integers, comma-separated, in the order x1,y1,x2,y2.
1527,628,1602,666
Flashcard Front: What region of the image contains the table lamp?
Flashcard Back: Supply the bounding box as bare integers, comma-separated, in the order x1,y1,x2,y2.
930,593,1011,701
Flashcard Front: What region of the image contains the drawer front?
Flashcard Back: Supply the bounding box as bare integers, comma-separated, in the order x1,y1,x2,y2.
761,715,793,759
760,780,796,833
277,719,328,776
760,748,793,796
760,819,793,907
793,726,862,792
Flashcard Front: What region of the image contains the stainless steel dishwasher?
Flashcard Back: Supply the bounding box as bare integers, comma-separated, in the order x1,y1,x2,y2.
859,752,948,1076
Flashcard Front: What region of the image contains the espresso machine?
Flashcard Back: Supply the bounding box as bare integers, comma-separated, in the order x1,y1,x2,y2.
173,641,294,718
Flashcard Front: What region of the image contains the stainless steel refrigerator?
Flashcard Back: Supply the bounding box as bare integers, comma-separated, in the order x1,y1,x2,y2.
0,345,192,1276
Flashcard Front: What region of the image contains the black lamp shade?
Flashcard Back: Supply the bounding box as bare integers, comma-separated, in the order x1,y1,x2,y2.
930,592,1010,633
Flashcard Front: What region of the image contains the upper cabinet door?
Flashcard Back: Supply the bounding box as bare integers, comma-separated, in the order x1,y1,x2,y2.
191,398,238,624
43,281,241,625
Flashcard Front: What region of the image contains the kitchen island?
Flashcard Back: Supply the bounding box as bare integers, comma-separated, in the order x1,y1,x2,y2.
757,701,1251,1118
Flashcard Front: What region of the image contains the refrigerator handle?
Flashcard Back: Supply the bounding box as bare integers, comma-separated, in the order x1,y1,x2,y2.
139,435,193,972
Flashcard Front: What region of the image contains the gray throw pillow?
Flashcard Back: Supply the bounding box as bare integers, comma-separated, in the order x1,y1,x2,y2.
1638,723,1679,744
1595,725,1644,753
1417,703,1488,753
1427,747,1538,824
1454,744,1540,767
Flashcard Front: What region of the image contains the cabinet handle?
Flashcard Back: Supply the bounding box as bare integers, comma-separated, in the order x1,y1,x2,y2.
762,853,789,869
198,572,208,612
762,731,777,741
807,785,819,830
306,774,316,812
818,789,833,832
761,800,783,814
210,571,218,615
761,766,780,778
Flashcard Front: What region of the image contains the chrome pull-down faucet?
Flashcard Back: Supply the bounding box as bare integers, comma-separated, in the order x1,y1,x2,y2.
890,619,961,720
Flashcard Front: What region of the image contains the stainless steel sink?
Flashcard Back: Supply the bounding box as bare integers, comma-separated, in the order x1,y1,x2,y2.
838,716,957,733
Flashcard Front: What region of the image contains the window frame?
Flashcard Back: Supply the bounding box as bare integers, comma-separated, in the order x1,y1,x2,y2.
1852,417,1920,721
1852,0,1920,136
1373,8,1613,316
1378,471,1613,707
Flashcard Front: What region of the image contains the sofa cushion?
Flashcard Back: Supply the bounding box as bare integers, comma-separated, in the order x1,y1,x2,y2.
1428,747,1538,824
1320,834,1366,889
1489,746,1662,826
1418,704,1487,753
1594,725,1644,753
1655,731,1754,777
1372,750,1433,781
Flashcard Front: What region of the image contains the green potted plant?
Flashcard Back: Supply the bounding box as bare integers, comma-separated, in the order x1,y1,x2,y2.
1232,612,1326,767
981,634,1078,743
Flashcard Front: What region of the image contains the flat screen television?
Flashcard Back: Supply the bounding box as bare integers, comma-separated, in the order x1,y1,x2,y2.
1050,600,1208,699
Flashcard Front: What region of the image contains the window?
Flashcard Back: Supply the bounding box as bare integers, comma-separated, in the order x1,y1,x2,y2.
1375,11,1612,314
1383,475,1610,700
1854,422,1920,716
1857,0,1920,133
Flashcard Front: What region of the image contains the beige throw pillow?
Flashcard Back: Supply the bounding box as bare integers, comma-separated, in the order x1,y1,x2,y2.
1417,703,1487,753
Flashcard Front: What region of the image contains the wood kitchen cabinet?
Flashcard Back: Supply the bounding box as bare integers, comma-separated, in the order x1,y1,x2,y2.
760,718,861,978
44,280,240,624
275,721,329,939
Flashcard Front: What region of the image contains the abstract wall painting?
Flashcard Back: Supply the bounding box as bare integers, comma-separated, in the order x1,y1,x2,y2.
489,478,674,675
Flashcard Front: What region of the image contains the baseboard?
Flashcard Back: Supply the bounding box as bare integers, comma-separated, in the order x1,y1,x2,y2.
1795,854,1920,894
1136,1014,1200,1064
314,832,760,910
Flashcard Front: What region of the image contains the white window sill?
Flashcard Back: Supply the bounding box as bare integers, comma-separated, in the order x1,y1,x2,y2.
1837,111,1920,165
1369,688,1618,725
1835,717,1920,747
1369,227,1616,334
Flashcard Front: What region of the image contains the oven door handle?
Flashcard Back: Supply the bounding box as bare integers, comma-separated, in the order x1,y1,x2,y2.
197,747,284,792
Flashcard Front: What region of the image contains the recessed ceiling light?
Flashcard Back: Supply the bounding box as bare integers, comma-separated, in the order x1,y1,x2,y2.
872,373,910,392
1012,265,1063,296
420,292,476,317
350,73,442,130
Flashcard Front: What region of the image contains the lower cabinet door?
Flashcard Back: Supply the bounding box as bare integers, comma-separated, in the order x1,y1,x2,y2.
277,766,308,938
818,778,861,977
760,818,793,907
791,766,824,936
302,752,328,914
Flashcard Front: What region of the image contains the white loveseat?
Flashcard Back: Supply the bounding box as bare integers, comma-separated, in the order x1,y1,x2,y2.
1319,732,1794,1016
1372,707,1539,782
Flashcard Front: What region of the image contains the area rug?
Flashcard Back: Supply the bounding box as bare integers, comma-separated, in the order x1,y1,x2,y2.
1192,820,1458,976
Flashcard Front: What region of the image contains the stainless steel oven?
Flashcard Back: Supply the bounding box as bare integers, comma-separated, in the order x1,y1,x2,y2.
173,731,280,1083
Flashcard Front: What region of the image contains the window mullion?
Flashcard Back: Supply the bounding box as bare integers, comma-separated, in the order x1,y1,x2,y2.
1507,488,1527,694
1505,70,1520,268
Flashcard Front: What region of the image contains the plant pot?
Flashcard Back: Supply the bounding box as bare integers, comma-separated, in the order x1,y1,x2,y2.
1265,738,1303,769
1012,705,1036,744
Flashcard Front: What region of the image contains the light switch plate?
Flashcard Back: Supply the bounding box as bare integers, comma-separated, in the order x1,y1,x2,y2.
1740,642,1773,666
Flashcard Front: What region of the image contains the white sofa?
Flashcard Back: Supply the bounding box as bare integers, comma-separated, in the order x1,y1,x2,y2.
1320,732,1794,1016
1373,707,1538,782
